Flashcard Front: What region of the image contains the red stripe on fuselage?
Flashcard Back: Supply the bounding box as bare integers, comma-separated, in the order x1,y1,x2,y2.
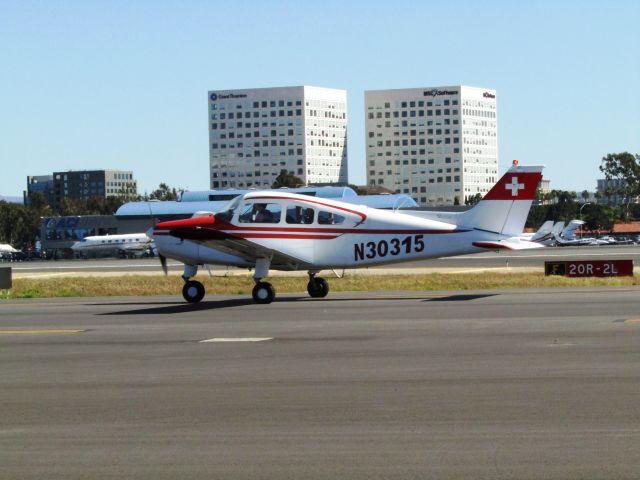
233,233,339,240
217,226,469,235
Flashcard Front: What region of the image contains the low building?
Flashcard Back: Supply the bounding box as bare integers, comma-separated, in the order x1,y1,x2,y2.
25,175,54,205
597,178,637,205
50,170,137,210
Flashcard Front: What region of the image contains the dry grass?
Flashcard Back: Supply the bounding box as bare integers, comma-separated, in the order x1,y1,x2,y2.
1,272,638,299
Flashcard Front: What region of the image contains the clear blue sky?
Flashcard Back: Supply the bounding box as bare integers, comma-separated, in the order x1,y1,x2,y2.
1,0,638,197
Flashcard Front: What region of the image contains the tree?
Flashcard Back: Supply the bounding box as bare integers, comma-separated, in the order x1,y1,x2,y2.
272,169,303,189
546,190,577,221
581,190,590,203
582,204,615,232
348,184,368,195
147,183,179,201
465,193,482,206
0,202,39,249
599,152,640,204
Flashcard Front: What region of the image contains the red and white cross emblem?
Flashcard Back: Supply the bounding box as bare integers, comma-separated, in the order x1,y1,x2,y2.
505,176,525,197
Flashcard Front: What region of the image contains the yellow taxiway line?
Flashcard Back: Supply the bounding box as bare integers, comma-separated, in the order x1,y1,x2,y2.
0,329,84,335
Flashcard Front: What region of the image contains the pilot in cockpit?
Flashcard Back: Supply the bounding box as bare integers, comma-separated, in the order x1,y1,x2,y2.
253,203,274,223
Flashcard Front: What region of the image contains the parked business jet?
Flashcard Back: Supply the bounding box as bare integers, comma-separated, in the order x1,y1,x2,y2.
151,162,543,303
553,219,617,246
71,233,153,257
0,243,19,254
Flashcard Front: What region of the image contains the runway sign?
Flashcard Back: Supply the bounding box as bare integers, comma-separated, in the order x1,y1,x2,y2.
0,267,11,289
545,260,633,277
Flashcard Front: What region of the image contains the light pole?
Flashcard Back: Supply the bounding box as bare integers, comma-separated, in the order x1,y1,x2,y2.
579,202,591,238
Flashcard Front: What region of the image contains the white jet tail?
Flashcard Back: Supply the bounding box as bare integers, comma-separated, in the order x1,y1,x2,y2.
531,220,555,242
552,221,566,236
561,219,585,240
460,163,544,236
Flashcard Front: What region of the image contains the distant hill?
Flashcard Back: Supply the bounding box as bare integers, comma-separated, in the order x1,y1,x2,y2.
0,195,23,204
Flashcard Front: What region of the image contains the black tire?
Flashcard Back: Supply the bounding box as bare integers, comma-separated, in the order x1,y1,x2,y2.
307,277,329,298
182,280,205,303
252,282,275,304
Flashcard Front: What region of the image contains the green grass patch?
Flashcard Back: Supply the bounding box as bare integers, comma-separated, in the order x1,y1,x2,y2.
1,272,638,299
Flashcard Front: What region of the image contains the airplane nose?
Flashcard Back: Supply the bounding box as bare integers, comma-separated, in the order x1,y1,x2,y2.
155,214,216,231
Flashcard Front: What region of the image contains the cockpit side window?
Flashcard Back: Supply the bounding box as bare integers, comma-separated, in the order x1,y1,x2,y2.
286,206,315,224
238,202,282,223
318,211,345,225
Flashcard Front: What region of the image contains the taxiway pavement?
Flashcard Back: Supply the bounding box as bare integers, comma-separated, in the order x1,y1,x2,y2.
2,288,640,479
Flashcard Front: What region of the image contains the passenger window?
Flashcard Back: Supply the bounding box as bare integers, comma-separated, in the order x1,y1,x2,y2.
238,203,281,223
286,206,315,224
317,211,345,225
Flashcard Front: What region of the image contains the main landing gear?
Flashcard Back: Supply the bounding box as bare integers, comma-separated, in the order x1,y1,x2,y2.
252,281,275,304
178,261,331,304
307,272,329,298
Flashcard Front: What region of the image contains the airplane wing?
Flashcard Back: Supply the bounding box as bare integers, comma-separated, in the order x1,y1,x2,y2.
473,239,546,250
203,234,311,270
154,215,314,270
116,243,149,252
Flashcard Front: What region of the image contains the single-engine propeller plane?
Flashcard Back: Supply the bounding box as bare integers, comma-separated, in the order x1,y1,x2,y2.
151,161,543,304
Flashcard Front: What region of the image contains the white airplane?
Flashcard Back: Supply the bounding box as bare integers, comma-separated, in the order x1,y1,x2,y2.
0,243,19,254
71,233,153,257
151,162,544,304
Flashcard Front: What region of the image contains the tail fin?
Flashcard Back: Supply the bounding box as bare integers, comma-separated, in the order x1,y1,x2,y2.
531,220,554,242
561,219,585,240
551,221,566,238
460,163,543,236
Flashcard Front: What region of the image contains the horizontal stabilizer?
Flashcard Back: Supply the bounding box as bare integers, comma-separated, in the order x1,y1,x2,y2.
473,239,546,250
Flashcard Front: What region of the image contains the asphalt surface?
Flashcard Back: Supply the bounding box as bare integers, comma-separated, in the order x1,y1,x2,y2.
7,244,640,277
2,288,640,479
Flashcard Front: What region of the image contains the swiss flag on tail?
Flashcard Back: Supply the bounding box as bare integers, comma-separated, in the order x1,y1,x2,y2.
482,170,542,201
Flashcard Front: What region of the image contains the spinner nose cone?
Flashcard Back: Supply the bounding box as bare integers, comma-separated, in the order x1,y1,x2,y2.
153,214,216,238
156,214,215,231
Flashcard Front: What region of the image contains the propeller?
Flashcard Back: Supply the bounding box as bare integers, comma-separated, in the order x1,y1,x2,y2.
159,253,168,276
145,203,169,277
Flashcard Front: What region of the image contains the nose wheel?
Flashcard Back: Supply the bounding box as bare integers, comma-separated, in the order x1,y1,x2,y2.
252,281,275,304
307,276,329,298
182,280,205,303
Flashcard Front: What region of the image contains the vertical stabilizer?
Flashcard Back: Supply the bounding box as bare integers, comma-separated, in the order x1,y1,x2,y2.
531,220,555,242
460,163,543,236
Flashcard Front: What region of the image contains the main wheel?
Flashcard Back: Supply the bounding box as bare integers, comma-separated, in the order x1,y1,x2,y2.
182,280,205,303
307,277,329,298
252,282,275,304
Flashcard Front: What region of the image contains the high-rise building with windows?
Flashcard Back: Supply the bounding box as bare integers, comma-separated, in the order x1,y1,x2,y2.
365,86,498,206
208,86,348,189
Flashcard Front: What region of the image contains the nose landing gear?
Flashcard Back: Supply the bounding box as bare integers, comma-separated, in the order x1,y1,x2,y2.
182,280,205,303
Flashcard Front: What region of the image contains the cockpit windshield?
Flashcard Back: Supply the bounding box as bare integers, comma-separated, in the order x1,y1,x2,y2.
215,196,242,222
